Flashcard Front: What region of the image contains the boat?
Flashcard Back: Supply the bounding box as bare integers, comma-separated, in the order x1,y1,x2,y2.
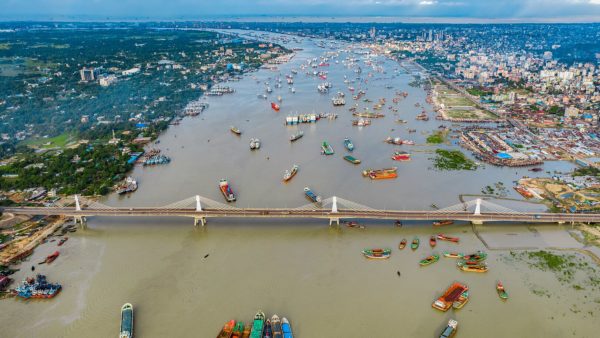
411,238,419,250
391,151,411,161
116,176,138,194
497,282,509,300
232,322,245,338
514,186,534,199
283,164,299,182
249,311,265,338
458,263,488,273
230,126,242,135
443,252,463,259
277,95,282,102
262,319,272,338
361,248,392,259
419,254,440,266
345,221,365,229
429,236,437,248
14,274,61,300
217,319,236,338
439,319,458,338
289,131,304,142
57,237,68,246
120,303,134,338
343,138,354,151
250,138,261,150
352,119,371,126
432,282,469,312
433,220,454,226
281,318,293,338
321,141,334,155
271,315,283,338
242,326,251,338
362,167,398,180
398,239,407,250
343,155,361,164
461,251,487,262
304,187,322,204
271,102,280,111
219,179,236,202
452,290,469,309
43,251,60,264
437,234,459,243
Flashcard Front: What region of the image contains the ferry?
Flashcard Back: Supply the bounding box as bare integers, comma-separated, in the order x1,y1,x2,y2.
217,319,235,338
343,155,361,164
321,141,334,155
398,239,407,250
439,319,458,338
120,303,134,338
432,282,469,312
343,138,354,151
290,131,304,142
304,187,322,204
230,126,242,135
362,248,391,259
362,167,398,180
271,315,283,338
420,254,440,266
271,102,280,111
497,281,509,300
411,237,419,250
250,138,261,150
282,318,293,338
219,179,236,202
249,311,265,338
283,164,299,182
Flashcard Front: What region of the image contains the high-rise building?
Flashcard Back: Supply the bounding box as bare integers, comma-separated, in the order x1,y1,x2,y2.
428,29,433,42
79,67,96,82
369,27,376,40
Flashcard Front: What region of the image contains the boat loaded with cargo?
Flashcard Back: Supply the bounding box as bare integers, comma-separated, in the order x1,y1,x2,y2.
304,187,322,203
439,319,458,338
120,303,134,338
14,274,61,300
219,179,236,202
432,282,469,312
250,138,261,150
283,164,299,182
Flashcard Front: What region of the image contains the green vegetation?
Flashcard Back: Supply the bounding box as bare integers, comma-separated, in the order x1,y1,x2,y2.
432,149,477,171
426,130,447,144
548,105,565,116
573,166,600,177
467,88,492,97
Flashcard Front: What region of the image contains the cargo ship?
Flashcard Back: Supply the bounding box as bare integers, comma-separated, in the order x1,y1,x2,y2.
437,234,460,243
249,312,265,338
362,248,391,259
439,319,458,338
120,303,134,338
290,131,304,142
219,179,236,202
271,315,283,338
343,138,354,151
321,142,334,155
391,151,411,161
419,254,440,266
116,177,138,195
230,126,242,135
217,319,235,338
432,282,469,312
283,164,299,182
304,187,322,204
362,167,397,180
343,155,361,164
282,318,293,338
14,274,62,300
271,102,280,111
250,138,261,150
433,220,453,226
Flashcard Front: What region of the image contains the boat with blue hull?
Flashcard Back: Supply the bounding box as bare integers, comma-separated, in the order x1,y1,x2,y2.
120,303,134,338
304,187,322,204
343,138,354,151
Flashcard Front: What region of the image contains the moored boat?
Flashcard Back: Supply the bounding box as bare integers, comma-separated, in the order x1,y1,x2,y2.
343,138,354,151
437,234,460,243
230,126,242,135
321,141,334,155
458,263,488,273
289,131,304,142
443,252,463,259
362,248,392,259
429,236,437,248
249,311,265,338
271,315,283,338
304,187,322,203
362,167,398,180
419,254,440,266
432,282,469,312
250,138,261,150
262,319,272,338
461,251,487,262
57,237,68,246
433,220,454,226
398,239,407,250
232,322,245,338
283,164,299,182
497,281,509,300
439,319,458,338
281,318,293,338
452,290,469,309
343,155,361,164
271,102,280,111
411,237,419,250
219,179,236,202
43,251,60,264
391,151,411,161
120,303,134,338
217,319,236,338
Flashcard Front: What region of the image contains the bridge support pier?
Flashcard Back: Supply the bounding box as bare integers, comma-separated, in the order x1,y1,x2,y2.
471,220,483,225
194,217,206,227
74,216,87,228
329,217,340,226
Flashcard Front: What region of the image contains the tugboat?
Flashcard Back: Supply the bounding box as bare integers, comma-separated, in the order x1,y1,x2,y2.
120,303,134,338
219,179,236,202
304,187,322,203
343,138,354,151
321,141,334,155
283,164,299,182
281,318,293,338
271,315,283,338
290,131,304,142
439,319,458,338
230,126,242,135
249,311,265,338
217,319,235,338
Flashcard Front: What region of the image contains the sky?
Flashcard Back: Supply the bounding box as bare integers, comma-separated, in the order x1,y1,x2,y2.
2,0,600,21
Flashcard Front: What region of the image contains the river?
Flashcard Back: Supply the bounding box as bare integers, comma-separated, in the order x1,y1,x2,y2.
1,30,598,338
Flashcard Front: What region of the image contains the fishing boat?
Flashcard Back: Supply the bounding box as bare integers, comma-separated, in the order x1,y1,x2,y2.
352,118,371,127
321,141,334,155
433,220,454,226
271,315,283,338
304,187,322,203
419,254,440,266
411,237,420,250
362,167,398,180
429,236,437,248
497,282,509,300
458,263,488,273
120,303,134,338
250,138,261,150
289,131,304,142
283,164,299,182
249,311,265,338
391,151,411,161
262,319,272,338
343,155,361,164
453,291,469,309
345,221,365,229
232,322,245,338
217,320,236,338
443,252,463,259
282,318,293,338
271,102,280,111
343,138,354,151
230,126,242,135
42,251,60,264
398,239,407,250
57,237,68,246
439,319,458,338
432,282,469,312
14,274,61,300
361,248,392,259
277,95,283,102
462,251,487,262
219,179,236,202
437,234,460,243
242,326,251,338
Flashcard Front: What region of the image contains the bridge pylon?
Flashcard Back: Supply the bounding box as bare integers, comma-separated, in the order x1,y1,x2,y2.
194,217,206,227
329,196,340,226
472,198,483,225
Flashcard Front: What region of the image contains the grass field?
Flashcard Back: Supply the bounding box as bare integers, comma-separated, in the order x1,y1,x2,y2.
22,132,77,149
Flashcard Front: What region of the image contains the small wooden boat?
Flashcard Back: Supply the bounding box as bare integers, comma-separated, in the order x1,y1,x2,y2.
432,282,469,312
429,236,437,248
452,291,469,309
439,319,458,338
232,322,245,338
230,126,242,135
262,319,272,338
321,141,334,155
398,239,407,250
343,155,361,164
217,320,235,338
345,221,365,229
249,311,265,338
443,252,463,259
411,238,419,250
462,251,487,262
57,237,68,246
362,248,391,259
497,282,509,300
433,220,453,226
419,254,440,266
283,164,299,182
290,131,304,142
458,263,488,273
437,234,459,243
343,138,354,151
